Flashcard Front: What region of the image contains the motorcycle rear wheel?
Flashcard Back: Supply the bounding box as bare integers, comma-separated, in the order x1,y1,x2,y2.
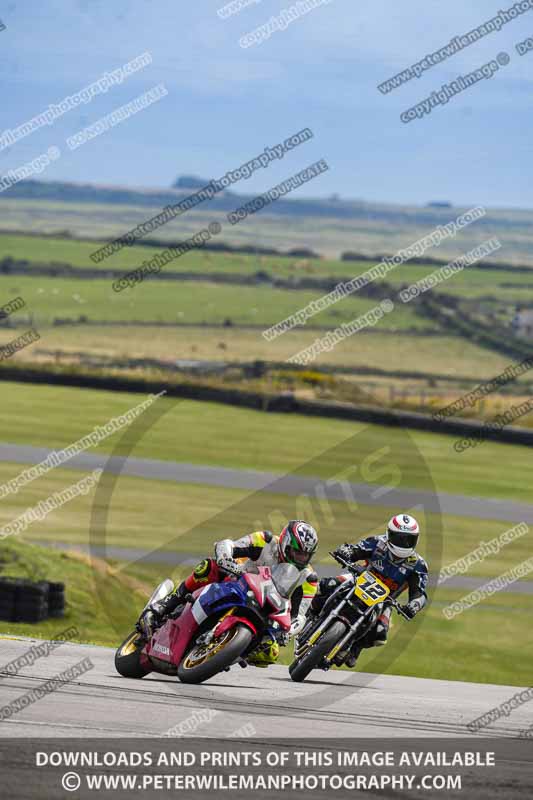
115,630,151,679
177,624,253,684
289,620,346,683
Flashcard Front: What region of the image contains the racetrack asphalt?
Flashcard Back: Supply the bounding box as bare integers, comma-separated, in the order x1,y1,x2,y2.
0,637,528,739
2,442,533,525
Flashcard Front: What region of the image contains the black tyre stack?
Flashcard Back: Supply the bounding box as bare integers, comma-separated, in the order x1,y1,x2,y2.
0,578,66,623
46,581,65,618
14,581,49,623
0,577,18,622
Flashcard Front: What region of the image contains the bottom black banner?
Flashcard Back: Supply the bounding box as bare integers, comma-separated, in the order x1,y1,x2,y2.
0,738,531,798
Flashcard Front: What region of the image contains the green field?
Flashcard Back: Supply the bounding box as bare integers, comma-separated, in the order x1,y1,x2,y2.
0,381,531,502
3,322,517,379
4,320,531,427
0,232,270,275
0,274,436,329
358,588,531,686
2,232,533,301
2,196,533,265
1,230,531,424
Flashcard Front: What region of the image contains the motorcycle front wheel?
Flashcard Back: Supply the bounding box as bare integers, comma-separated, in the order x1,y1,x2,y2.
289,620,347,683
115,630,151,679
177,624,253,684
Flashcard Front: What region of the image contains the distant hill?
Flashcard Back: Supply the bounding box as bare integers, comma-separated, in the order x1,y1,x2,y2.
0,177,468,226
1,178,532,264
172,175,214,190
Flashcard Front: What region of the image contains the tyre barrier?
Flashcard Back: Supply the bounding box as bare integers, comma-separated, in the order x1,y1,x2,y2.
0,578,65,623
47,581,65,618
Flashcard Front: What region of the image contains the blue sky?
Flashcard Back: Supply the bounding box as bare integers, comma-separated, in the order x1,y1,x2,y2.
1,0,532,208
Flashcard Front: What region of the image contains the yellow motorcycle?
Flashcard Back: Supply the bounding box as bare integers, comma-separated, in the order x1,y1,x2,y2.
289,552,410,682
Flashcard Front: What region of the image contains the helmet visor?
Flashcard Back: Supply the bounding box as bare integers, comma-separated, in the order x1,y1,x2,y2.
388,530,418,551
286,545,312,566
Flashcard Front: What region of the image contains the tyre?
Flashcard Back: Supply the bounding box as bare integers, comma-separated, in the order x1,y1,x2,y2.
1,579,50,622
48,594,65,612
0,598,15,621
289,620,347,683
14,601,49,623
15,597,48,609
0,577,23,591
46,583,65,613
46,582,65,594
17,582,48,599
115,631,151,679
14,611,48,623
177,624,253,684
0,580,18,621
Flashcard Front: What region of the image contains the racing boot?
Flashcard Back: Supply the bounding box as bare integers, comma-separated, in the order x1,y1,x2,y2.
373,608,391,646
152,581,190,620
137,582,188,638
247,635,280,668
346,644,362,669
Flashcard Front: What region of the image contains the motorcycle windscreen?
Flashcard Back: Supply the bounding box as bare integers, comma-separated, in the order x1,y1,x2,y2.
270,562,301,598
142,579,175,614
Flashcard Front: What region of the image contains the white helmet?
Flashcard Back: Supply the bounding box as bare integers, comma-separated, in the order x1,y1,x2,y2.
386,514,420,559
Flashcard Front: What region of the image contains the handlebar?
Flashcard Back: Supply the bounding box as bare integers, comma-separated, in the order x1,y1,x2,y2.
388,597,411,620
329,551,411,620
329,550,360,572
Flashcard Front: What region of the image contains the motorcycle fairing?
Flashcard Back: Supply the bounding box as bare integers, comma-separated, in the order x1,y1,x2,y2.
244,570,292,630
192,579,249,623
268,609,291,630
146,603,199,666
144,568,294,672
214,614,258,638
147,580,251,665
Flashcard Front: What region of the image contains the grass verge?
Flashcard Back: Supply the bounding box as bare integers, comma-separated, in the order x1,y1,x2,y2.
0,537,151,647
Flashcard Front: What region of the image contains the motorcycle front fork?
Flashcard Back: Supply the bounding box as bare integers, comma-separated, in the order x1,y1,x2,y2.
296,597,375,666
295,595,351,652
323,612,370,665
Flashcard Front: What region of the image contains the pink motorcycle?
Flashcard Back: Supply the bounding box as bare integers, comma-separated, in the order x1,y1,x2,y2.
115,564,298,684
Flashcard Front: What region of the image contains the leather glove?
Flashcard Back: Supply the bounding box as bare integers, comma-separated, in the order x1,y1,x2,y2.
400,599,422,619
277,632,290,647
217,556,244,577
334,544,356,563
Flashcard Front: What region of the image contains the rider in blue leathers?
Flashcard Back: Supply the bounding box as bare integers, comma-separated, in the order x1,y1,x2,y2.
309,513,428,667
